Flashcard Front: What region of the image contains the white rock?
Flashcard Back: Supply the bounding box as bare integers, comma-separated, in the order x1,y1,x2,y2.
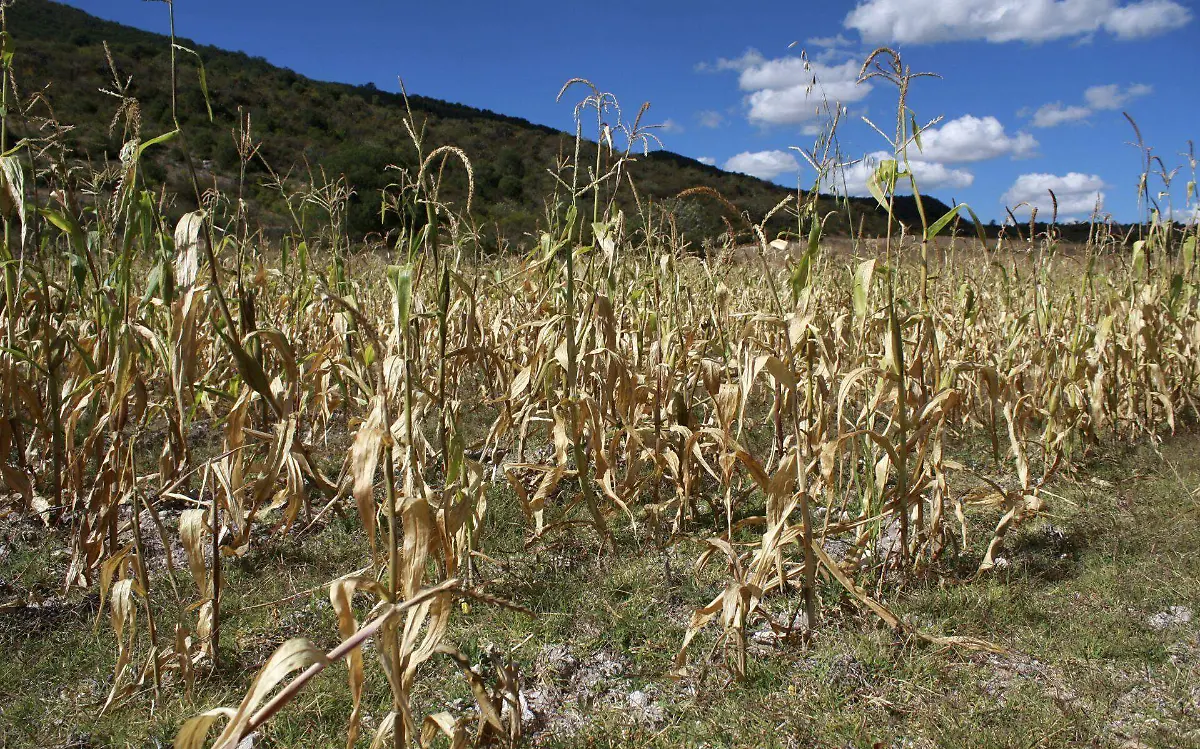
627,690,650,709
518,691,535,723
750,624,778,644
1148,606,1193,630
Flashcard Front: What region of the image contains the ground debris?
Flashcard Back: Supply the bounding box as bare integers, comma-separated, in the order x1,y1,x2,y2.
1147,605,1193,630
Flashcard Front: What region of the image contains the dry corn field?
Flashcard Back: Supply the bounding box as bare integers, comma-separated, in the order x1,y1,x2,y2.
2,6,1200,749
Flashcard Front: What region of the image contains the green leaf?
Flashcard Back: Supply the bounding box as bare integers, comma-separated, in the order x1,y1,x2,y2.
173,45,214,122
1132,240,1146,278
0,155,25,248
561,203,578,242
39,207,86,254
446,429,465,485
790,254,812,301
807,214,821,257
138,129,181,157
963,204,989,246
853,259,876,320
66,253,88,293
196,61,214,122
960,281,977,323
216,328,282,417
0,346,48,375
1168,273,1185,312
924,203,964,241
866,160,898,215
141,262,163,306
386,264,414,333
0,31,15,67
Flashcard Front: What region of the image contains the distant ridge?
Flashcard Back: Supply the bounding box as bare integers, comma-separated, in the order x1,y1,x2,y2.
9,0,955,247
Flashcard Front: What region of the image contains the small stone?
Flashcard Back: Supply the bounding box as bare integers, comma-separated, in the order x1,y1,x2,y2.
750,623,778,644
1148,606,1193,630
519,691,535,723
876,519,902,557
538,644,579,682
627,690,650,709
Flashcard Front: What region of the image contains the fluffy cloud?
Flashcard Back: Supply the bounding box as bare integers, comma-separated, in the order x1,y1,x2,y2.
832,151,975,196
915,115,1038,163
807,33,855,49
844,0,1192,44
739,57,871,125
696,110,725,128
1002,172,1107,217
746,86,850,125
723,150,801,181
659,118,683,133
1169,204,1200,222
697,156,717,166
804,33,858,62
1105,0,1193,38
695,48,765,73
698,49,870,126
739,57,862,95
1031,102,1093,127
1028,83,1152,127
1084,82,1153,109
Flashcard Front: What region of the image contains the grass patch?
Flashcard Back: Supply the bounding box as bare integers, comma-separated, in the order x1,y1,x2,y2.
3,436,1199,747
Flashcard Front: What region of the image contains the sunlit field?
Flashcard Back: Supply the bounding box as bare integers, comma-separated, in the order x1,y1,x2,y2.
2,2,1199,748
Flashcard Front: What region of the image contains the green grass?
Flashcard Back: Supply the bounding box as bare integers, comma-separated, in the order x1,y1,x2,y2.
3,436,1199,748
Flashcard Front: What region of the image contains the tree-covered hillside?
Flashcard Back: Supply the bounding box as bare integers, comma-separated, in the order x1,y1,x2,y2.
8,0,952,248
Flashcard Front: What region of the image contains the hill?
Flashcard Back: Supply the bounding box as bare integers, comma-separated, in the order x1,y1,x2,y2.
8,0,954,248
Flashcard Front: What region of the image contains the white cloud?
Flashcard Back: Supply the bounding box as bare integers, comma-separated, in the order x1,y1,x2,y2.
1169,204,1200,222
739,57,871,125
807,33,855,49
739,57,862,94
1027,83,1152,128
698,156,717,166
1084,82,1153,109
698,50,870,126
696,48,765,73
746,87,846,125
907,161,975,191
915,115,1038,163
1002,172,1107,217
1105,0,1193,37
832,150,975,196
723,150,801,181
804,33,859,62
844,0,1192,44
696,110,725,128
1032,102,1093,127
659,118,683,133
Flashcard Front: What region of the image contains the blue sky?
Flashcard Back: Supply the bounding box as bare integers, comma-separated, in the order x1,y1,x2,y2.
58,0,1200,222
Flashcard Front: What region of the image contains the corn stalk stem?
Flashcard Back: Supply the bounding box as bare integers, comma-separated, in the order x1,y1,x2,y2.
243,579,460,739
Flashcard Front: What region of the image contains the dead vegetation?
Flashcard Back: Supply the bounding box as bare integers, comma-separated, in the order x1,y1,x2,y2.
1,3,1199,748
